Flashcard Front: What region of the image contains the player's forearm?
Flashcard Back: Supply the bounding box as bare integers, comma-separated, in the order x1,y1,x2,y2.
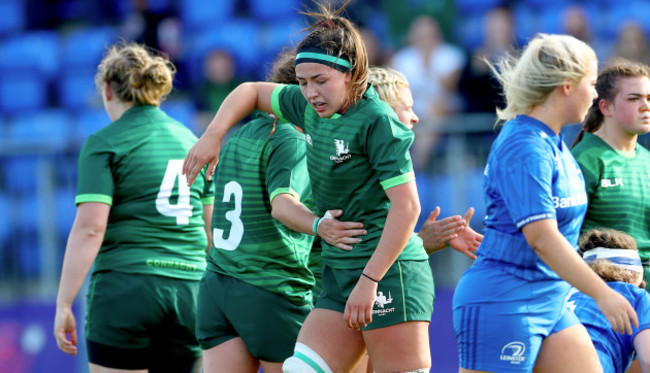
271,194,318,235
56,224,104,309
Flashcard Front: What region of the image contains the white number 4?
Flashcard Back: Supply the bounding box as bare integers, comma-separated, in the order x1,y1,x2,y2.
156,159,193,225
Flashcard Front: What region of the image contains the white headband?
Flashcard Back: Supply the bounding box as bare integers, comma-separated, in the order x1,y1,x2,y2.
583,247,643,273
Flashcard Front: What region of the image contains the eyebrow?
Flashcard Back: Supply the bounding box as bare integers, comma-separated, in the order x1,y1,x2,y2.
296,73,325,80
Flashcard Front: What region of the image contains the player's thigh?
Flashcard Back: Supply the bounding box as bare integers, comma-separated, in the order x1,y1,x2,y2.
296,308,366,372
202,337,259,373
197,270,312,363
533,324,602,373
363,320,431,373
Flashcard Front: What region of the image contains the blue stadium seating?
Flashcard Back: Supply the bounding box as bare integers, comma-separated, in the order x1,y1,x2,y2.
179,0,235,33
60,27,116,71
74,108,110,142
0,31,60,79
0,0,25,36
0,192,10,248
161,99,200,134
2,155,40,196
0,72,48,115
248,0,301,20
185,19,261,82
7,109,70,151
455,0,505,14
54,187,76,239
58,69,101,111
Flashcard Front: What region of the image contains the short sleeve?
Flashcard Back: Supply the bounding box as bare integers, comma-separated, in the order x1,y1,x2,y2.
574,154,600,199
271,84,308,130
496,140,557,228
364,115,415,189
265,136,310,203
75,135,115,206
201,167,216,205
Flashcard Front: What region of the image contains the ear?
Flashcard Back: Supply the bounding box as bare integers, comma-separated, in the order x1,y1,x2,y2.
103,82,113,101
344,72,352,84
560,81,573,96
599,98,613,117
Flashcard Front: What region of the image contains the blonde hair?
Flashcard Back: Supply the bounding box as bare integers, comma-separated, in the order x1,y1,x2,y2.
489,33,596,121
579,228,646,288
95,42,175,106
368,66,410,109
298,0,368,106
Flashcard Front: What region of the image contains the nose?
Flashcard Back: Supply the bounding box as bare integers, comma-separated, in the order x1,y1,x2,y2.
305,82,318,99
640,97,650,111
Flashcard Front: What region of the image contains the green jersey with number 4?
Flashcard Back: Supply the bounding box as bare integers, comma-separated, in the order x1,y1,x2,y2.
76,105,215,280
207,113,316,306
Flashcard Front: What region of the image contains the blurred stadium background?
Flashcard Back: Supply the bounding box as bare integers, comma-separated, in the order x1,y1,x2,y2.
1,0,649,371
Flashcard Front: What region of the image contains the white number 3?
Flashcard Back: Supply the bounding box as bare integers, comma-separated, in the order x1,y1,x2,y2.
156,159,193,225
212,181,244,251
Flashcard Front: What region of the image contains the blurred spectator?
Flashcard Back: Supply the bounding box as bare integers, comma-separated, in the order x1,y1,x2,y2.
360,27,387,66
390,15,466,170
458,7,515,113
195,49,242,130
561,4,609,60
391,15,465,119
609,21,650,66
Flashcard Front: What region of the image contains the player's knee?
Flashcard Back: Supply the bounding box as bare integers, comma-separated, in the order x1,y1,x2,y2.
282,343,333,373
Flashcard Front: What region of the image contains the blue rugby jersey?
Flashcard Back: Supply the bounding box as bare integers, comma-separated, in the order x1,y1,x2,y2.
476,115,588,280
568,282,650,373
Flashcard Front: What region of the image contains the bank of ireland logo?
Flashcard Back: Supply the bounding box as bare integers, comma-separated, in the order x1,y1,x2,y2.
500,341,526,364
330,139,351,163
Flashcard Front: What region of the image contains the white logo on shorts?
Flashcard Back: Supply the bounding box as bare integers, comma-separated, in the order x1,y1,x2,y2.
375,291,393,308
372,290,395,317
500,341,526,364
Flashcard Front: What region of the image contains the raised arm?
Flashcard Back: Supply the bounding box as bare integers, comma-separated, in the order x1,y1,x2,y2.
54,202,110,356
183,82,278,185
522,219,638,334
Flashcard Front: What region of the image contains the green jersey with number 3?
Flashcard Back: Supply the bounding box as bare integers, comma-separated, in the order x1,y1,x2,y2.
76,105,215,280
207,113,316,306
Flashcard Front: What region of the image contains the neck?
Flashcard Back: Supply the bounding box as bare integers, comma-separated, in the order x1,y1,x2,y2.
527,103,563,134
594,120,638,152
108,100,136,121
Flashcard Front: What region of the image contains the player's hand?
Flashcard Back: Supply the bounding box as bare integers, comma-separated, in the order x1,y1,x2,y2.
183,134,222,186
317,210,366,251
595,287,639,335
344,275,377,330
448,207,483,260
54,306,78,356
419,206,465,254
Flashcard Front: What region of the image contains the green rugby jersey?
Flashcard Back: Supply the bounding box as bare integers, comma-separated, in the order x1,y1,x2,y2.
272,84,428,269
76,105,215,280
207,112,316,306
572,132,650,261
